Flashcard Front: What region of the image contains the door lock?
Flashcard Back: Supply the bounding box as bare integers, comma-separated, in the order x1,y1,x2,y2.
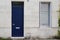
13,24,15,25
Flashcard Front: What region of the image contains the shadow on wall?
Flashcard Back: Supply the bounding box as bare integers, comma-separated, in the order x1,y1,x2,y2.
0,37,12,40
58,18,60,27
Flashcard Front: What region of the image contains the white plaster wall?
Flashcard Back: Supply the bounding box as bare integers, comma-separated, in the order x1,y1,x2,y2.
51,0,59,27
0,0,11,38
24,0,59,38
0,0,59,38
24,0,59,28
24,0,39,27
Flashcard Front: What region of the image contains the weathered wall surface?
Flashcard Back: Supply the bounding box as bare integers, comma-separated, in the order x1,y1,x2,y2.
24,0,59,38
0,0,11,37
0,0,59,38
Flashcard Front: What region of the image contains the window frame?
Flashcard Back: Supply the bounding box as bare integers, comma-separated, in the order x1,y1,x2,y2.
39,2,51,27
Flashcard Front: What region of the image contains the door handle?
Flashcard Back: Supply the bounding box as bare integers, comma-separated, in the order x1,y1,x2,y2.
16,27,20,29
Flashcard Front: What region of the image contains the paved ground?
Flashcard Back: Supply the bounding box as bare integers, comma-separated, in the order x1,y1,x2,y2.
12,39,60,40
12,37,60,40
0,37,60,40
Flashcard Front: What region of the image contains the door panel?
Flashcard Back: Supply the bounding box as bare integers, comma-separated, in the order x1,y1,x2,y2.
12,2,24,37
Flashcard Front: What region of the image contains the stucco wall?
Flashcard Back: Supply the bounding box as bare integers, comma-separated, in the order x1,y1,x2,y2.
0,0,11,37
24,0,59,38
0,0,59,38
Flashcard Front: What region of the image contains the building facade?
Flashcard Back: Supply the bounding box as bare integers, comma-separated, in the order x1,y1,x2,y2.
0,0,59,38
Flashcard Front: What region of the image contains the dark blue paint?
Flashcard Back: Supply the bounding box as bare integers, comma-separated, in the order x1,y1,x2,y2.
12,2,24,37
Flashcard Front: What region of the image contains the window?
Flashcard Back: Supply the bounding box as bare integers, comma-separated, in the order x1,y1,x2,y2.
39,2,50,26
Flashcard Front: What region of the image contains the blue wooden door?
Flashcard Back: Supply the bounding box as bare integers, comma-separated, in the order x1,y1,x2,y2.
12,2,24,37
